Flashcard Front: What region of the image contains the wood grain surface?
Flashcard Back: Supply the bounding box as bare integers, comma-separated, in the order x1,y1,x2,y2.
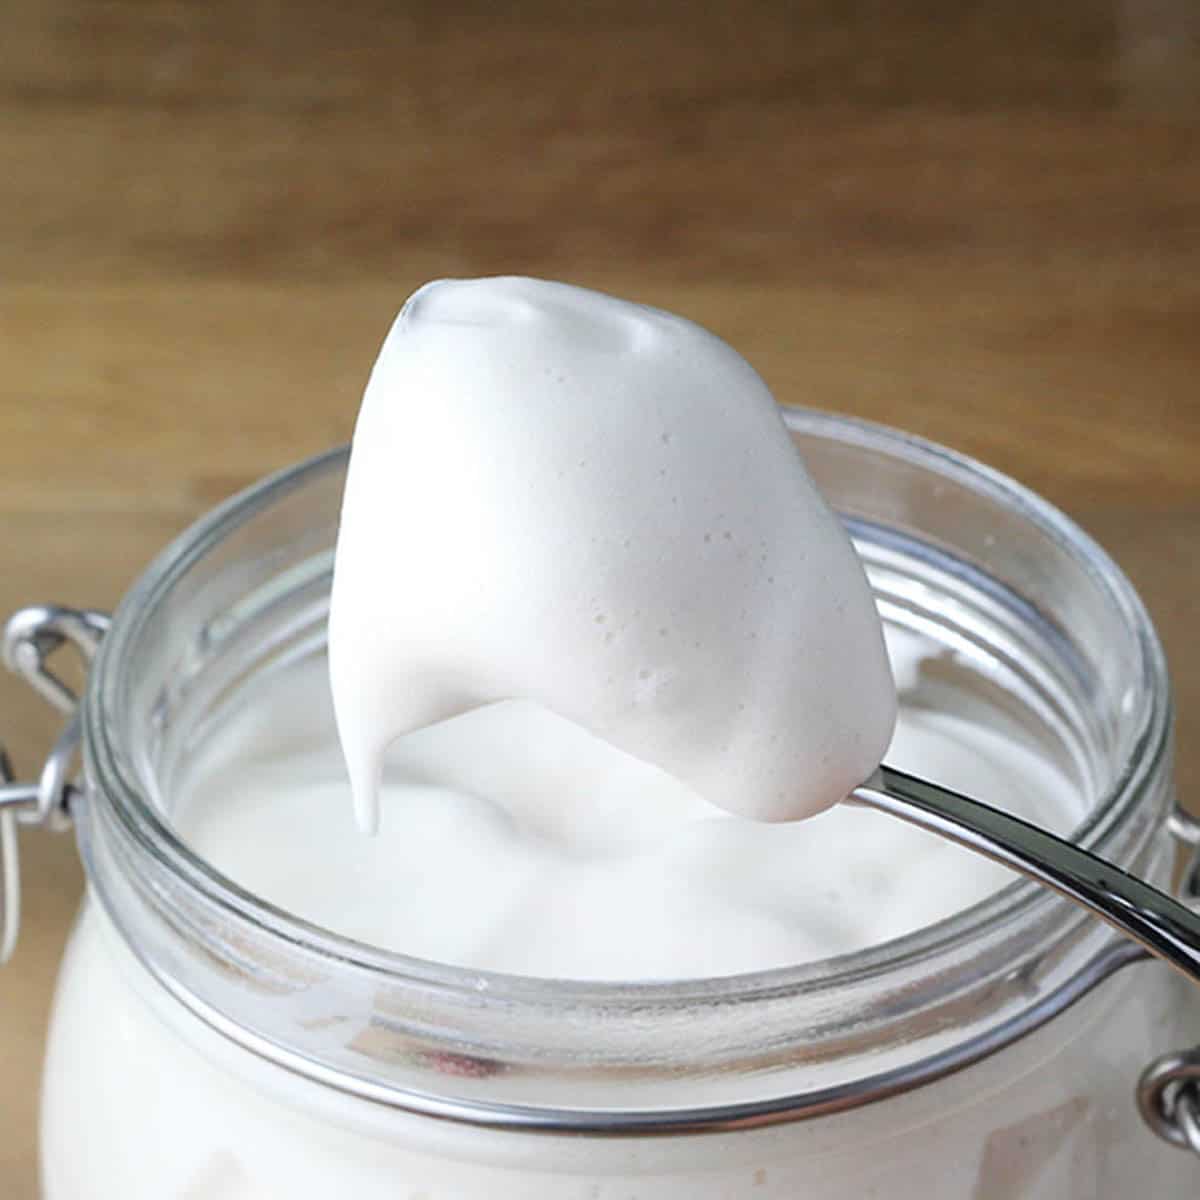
1,2,1198,1193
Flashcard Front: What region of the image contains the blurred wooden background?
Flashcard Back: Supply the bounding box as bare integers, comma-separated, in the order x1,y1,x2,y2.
1,1,1198,1192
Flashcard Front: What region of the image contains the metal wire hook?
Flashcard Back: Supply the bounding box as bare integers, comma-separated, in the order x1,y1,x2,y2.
0,606,110,964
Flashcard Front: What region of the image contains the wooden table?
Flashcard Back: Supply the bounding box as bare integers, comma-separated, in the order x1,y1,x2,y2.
1,2,1197,1193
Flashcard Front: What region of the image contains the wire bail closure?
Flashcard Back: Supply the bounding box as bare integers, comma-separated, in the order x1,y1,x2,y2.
1139,1046,1200,1154
0,605,110,965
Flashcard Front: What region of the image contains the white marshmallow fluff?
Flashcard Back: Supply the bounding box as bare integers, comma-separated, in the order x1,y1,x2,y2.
328,277,897,832
211,276,1081,982
177,635,1078,980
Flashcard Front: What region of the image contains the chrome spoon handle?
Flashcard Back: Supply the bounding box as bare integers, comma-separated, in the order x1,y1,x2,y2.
854,764,1200,985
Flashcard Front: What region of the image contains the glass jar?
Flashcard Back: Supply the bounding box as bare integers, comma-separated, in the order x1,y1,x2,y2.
8,410,1199,1198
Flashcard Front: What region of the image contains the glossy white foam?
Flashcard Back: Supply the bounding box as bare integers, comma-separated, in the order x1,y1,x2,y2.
177,643,1079,981
329,277,896,831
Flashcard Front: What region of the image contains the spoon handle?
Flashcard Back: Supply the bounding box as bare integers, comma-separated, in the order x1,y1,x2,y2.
853,764,1200,985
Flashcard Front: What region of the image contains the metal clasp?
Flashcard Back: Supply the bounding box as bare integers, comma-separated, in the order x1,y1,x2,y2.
0,605,110,965
1139,1047,1200,1154
1136,808,1200,1155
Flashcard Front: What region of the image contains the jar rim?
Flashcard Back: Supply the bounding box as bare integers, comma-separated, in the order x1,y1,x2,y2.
83,408,1171,1004
75,409,1174,1131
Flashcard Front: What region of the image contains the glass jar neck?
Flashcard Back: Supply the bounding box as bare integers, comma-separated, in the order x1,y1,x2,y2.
78,416,1173,1130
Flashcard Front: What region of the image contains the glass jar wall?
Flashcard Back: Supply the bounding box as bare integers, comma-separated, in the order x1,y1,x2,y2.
36,412,1199,1197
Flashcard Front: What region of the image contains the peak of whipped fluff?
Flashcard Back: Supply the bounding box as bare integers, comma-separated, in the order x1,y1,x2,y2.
328,277,896,833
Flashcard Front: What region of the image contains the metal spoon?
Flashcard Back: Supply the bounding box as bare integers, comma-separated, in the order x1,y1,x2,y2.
852,764,1200,984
